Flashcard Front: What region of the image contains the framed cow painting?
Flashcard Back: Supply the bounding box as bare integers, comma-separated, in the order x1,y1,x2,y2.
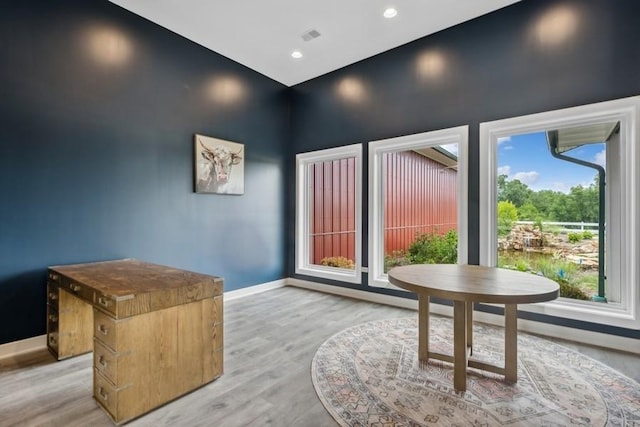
194,134,244,195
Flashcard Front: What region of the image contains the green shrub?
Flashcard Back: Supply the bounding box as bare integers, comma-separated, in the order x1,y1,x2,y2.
568,232,582,243
558,279,590,300
567,230,595,242
531,258,586,299
407,230,458,264
320,256,355,269
582,230,594,240
498,201,518,236
515,259,529,272
384,250,409,271
499,250,597,300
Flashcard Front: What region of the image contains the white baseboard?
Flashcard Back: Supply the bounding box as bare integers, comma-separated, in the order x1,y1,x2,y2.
223,279,287,301
429,304,640,354
287,278,640,355
287,278,418,310
0,334,46,360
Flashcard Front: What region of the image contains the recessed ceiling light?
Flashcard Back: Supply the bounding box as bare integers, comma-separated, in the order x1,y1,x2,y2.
291,50,303,59
383,7,398,19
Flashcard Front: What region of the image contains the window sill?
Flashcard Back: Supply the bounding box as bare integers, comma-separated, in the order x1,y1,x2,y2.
295,265,362,284
516,297,639,330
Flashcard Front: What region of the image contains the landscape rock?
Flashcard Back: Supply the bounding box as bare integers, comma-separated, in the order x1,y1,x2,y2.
499,224,599,269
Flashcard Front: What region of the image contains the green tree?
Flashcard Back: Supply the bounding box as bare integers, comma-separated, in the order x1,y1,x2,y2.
498,201,518,236
567,178,599,223
549,193,572,221
497,176,533,207
527,189,560,220
498,173,599,224
548,181,599,223
517,202,540,221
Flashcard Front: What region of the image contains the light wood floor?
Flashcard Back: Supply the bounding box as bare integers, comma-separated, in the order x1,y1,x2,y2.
1,286,638,426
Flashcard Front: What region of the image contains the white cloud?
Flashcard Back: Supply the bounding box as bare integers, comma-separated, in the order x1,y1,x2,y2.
497,136,511,145
497,165,511,176
502,145,514,150
549,179,593,193
594,149,606,167
512,171,539,186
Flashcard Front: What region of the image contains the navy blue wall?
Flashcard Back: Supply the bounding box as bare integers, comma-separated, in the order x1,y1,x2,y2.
289,0,640,338
0,0,288,344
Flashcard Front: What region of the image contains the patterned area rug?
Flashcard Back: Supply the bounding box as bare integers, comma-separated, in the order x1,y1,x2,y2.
311,317,640,426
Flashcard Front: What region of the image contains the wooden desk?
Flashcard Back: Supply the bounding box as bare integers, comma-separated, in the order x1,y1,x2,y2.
46,259,223,425
388,264,558,392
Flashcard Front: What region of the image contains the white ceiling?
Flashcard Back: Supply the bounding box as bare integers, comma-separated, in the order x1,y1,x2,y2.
109,0,519,87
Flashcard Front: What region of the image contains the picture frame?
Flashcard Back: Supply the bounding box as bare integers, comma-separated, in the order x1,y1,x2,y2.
194,134,244,195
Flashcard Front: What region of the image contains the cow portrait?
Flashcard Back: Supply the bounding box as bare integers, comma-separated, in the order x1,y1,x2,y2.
195,135,244,194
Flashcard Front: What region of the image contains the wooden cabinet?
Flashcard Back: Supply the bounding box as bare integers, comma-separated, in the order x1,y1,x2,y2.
46,259,223,425
46,277,93,360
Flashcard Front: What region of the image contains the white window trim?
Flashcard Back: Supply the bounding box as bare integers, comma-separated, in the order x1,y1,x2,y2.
295,144,363,284
479,96,640,329
368,126,469,289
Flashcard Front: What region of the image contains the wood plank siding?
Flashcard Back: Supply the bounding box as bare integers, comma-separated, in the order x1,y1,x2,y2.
310,158,356,264
309,150,457,264
384,150,457,254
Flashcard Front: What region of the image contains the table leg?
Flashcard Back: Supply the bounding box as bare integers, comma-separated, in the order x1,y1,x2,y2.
418,294,429,362
453,300,467,392
504,304,518,383
466,302,473,356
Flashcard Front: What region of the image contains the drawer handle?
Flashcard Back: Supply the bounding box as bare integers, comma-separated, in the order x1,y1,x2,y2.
49,274,59,281
98,355,108,369
48,292,58,301
98,296,111,308
48,314,58,322
97,387,109,402
70,284,81,293
49,335,57,345
98,324,109,336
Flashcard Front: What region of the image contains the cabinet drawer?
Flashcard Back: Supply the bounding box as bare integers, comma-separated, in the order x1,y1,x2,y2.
94,370,118,420
94,339,119,385
62,278,94,303
94,292,117,316
93,309,119,351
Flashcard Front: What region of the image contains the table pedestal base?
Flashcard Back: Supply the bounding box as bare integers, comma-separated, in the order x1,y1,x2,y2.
418,295,518,392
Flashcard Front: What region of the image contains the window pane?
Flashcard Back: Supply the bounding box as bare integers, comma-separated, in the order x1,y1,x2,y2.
308,157,356,268
480,97,639,329
496,128,612,302
384,146,458,272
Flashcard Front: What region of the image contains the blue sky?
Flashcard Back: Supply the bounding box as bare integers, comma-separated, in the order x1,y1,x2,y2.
497,131,605,193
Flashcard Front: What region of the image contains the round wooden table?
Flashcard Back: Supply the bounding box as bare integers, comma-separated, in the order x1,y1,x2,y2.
388,264,559,392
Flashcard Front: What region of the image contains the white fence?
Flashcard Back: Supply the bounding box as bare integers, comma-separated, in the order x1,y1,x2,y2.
516,221,599,234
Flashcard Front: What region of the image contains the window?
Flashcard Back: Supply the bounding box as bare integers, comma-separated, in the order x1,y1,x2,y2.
480,97,640,329
296,144,362,283
368,126,469,288
496,129,609,303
